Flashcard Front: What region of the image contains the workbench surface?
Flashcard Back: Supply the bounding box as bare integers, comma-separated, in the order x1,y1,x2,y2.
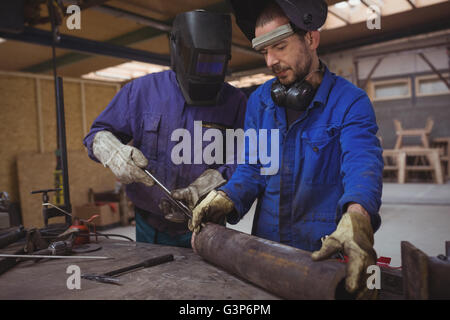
0,239,279,300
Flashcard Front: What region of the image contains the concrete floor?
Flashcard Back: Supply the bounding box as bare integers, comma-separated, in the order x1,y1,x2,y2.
108,182,450,267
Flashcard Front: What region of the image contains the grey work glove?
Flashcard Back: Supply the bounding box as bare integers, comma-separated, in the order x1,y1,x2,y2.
188,190,235,234
161,169,227,223
92,131,154,186
311,211,378,300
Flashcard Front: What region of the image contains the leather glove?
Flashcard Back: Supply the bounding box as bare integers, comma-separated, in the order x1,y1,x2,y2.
92,131,154,186
161,169,226,223
188,190,235,234
311,211,378,300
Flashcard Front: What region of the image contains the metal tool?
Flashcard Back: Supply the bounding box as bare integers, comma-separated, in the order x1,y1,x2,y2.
0,254,111,259
31,188,71,227
82,253,174,285
143,169,192,219
80,274,121,285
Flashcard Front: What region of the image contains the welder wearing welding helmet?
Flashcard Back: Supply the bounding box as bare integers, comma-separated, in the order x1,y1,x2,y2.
170,9,232,106
84,10,246,248
189,0,383,299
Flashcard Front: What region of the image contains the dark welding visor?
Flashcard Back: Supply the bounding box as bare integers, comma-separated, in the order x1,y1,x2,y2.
195,53,227,76
170,10,232,105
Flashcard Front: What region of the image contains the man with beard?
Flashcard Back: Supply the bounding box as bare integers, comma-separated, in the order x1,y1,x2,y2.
188,0,383,299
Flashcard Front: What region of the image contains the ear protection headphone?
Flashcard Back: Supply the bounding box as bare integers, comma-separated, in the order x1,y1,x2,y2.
271,60,324,111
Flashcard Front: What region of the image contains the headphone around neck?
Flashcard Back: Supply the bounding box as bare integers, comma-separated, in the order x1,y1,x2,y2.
271,61,325,111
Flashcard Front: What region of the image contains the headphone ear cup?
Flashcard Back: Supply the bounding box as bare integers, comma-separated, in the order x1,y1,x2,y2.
285,81,315,111
271,80,287,107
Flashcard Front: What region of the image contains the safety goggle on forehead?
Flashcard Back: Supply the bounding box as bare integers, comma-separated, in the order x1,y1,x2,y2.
252,23,295,51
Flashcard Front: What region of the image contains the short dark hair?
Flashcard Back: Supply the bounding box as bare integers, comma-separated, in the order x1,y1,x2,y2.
255,1,308,38
255,1,285,28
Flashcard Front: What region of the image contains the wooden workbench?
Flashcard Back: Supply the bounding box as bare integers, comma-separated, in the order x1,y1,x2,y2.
0,239,279,300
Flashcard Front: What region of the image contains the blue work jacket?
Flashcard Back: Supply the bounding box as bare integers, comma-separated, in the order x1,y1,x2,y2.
84,70,247,235
221,67,383,252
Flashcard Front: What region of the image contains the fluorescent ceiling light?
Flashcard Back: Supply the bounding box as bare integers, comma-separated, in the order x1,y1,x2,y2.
82,61,170,82
334,1,349,9
348,0,361,6
95,71,131,80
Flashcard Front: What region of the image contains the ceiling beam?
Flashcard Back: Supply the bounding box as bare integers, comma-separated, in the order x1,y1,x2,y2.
0,26,171,65
21,1,234,73
328,10,350,25
91,4,172,32
355,40,450,61
360,57,384,89
21,26,170,73
28,0,111,26
406,0,417,10
319,18,450,55
93,4,260,58
417,52,450,89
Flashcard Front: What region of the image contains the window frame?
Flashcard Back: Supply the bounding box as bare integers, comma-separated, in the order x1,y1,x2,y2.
369,77,412,102
415,72,450,97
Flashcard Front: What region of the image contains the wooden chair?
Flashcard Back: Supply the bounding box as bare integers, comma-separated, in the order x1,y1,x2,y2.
400,147,444,184
383,149,406,183
394,117,434,149
391,118,443,184
431,137,450,180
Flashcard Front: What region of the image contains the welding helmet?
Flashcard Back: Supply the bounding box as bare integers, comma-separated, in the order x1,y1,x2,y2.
228,0,328,42
170,10,232,106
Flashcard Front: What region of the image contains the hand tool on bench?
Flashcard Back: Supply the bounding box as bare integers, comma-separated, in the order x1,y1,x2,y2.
82,253,174,285
0,254,111,260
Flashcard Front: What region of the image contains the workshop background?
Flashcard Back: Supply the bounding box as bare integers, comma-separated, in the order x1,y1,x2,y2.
0,0,449,268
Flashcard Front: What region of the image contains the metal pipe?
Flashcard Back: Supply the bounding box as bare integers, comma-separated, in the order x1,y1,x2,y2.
193,223,351,300
0,27,171,66
55,76,72,226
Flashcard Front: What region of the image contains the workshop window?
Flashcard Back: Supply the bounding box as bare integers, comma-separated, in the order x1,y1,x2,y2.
370,78,412,101
415,73,450,97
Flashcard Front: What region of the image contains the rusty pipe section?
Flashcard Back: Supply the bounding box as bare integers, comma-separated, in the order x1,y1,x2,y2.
193,223,351,300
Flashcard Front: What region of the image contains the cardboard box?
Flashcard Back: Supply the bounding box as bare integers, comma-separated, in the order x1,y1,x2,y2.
74,202,120,227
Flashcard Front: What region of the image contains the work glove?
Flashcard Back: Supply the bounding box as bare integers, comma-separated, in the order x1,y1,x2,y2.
161,169,226,223
188,190,235,234
311,211,378,300
92,130,154,186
